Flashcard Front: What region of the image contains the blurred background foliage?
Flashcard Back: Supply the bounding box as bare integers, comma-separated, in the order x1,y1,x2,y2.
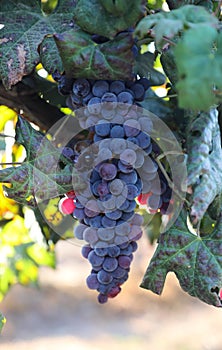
0,106,57,302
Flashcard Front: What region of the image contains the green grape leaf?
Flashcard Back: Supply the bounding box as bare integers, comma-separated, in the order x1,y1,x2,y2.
0,0,77,89
141,211,222,307
54,30,134,80
174,26,219,110
140,89,171,118
0,312,6,333
73,0,145,38
187,109,222,223
0,116,83,207
134,52,166,86
39,36,64,75
135,5,218,49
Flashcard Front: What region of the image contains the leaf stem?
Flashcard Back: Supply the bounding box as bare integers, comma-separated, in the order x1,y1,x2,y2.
196,221,201,237
162,36,176,47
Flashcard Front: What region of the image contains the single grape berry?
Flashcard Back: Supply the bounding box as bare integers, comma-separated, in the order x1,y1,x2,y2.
73,79,91,97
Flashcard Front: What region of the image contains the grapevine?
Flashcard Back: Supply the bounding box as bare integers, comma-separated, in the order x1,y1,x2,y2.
1,0,222,332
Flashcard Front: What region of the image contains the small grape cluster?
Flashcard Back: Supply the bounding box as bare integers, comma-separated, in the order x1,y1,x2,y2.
55,75,173,303
82,229,140,304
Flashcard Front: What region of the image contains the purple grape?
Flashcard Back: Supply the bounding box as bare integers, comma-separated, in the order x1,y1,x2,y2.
95,123,111,137
110,125,125,138
81,244,92,258
88,251,104,267
88,215,102,228
130,83,145,101
147,193,162,210
99,163,117,181
118,255,132,269
124,200,136,213
131,241,138,252
97,269,113,284
75,223,87,240
107,245,121,257
97,182,109,197
137,132,151,149
95,247,108,257
98,293,108,304
88,97,102,114
120,243,133,256
105,210,122,220
73,79,91,97
101,216,116,228
73,208,85,220
110,81,125,94
103,257,118,272
126,184,140,200
86,273,99,290
118,91,134,105
112,266,127,279
119,170,138,184
92,80,109,97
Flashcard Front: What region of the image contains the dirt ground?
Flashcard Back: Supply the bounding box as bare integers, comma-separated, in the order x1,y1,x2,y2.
0,236,222,350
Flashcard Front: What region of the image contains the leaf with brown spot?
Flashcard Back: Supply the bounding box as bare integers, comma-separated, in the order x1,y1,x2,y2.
0,0,78,89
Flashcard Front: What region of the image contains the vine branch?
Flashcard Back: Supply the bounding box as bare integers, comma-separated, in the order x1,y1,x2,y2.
0,80,64,131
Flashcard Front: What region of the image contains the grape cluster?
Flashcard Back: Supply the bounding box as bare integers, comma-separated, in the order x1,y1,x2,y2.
82,229,140,303
55,76,173,303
